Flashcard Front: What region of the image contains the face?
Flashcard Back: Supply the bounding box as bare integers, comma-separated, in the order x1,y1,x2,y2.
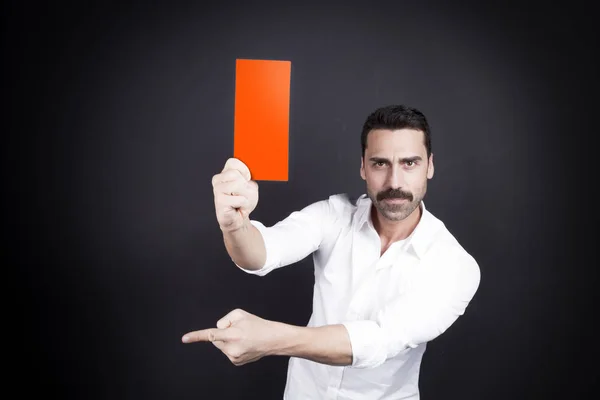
360,129,434,222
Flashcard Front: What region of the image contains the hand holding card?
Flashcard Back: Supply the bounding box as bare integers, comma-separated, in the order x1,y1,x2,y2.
212,158,259,232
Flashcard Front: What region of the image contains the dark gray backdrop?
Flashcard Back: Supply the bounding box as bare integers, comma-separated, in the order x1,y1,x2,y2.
3,0,597,399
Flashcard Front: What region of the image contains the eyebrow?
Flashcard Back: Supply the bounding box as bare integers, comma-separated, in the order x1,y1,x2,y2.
369,156,423,163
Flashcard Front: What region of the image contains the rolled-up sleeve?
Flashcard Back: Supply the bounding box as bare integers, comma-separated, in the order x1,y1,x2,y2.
235,199,335,276
342,252,481,369
234,220,282,276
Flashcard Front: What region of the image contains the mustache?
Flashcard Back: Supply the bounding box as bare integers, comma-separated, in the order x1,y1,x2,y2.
377,188,413,202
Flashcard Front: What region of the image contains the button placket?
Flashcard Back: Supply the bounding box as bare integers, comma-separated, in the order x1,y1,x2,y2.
346,265,379,320
347,227,379,320
326,367,345,399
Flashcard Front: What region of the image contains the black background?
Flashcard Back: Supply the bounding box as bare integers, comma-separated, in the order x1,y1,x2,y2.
3,0,597,398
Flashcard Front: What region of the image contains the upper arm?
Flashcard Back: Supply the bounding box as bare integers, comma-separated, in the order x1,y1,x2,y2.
237,198,336,276
342,249,481,369
380,250,481,355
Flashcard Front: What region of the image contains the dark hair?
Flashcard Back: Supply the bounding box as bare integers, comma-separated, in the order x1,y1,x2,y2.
361,105,432,158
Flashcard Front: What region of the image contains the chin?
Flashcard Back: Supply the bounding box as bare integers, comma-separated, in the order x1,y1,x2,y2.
385,213,410,222
378,208,409,221
378,202,419,221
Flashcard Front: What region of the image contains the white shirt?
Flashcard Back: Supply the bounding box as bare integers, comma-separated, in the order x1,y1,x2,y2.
236,193,481,400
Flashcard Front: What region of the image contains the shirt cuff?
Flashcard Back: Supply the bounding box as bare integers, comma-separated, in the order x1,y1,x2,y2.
341,320,389,369
233,220,280,276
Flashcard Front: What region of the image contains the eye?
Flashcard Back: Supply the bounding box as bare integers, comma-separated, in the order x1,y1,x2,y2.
404,159,420,168
374,161,386,168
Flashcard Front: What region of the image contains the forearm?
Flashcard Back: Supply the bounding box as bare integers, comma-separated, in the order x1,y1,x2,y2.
269,322,353,366
222,219,266,270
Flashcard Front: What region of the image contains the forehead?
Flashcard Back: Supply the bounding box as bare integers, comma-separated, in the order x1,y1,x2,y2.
366,128,426,155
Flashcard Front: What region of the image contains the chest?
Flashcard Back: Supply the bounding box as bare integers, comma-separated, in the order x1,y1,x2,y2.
316,227,425,318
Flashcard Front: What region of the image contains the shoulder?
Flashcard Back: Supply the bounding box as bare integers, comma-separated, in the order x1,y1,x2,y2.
325,193,369,227
298,193,364,239
423,211,480,284
326,193,362,212
301,192,363,216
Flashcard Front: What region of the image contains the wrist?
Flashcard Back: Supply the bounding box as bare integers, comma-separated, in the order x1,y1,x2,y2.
266,321,306,357
220,217,250,234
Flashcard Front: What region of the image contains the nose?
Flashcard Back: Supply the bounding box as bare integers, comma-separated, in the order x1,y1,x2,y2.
386,165,404,188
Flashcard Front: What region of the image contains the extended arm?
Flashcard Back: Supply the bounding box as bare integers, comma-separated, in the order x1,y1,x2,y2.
182,253,480,368
181,308,352,366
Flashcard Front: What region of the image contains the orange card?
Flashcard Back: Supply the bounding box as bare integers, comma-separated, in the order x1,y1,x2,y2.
233,59,291,181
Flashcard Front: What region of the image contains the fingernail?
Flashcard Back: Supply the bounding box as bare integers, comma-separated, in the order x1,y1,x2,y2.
182,335,189,343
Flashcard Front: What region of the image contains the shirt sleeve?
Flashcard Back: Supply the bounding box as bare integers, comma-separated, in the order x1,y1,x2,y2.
342,251,481,369
234,198,335,276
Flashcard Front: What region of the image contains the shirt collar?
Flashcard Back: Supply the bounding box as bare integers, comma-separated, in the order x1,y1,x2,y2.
354,194,442,259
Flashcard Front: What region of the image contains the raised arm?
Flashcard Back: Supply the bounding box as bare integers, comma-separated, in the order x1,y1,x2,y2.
212,157,334,276
212,158,264,270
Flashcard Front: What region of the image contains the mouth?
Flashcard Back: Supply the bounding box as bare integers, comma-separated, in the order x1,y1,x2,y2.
382,198,408,204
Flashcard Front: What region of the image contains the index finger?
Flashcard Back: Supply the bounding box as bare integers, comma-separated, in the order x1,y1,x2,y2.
181,328,231,344
222,158,251,181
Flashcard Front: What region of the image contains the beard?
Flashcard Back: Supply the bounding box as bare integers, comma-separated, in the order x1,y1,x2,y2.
367,186,424,221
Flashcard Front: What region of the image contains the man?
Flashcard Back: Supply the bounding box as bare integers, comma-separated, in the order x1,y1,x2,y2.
182,105,481,399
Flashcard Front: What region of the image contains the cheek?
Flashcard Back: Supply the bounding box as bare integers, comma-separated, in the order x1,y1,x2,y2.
366,170,384,186
406,171,428,191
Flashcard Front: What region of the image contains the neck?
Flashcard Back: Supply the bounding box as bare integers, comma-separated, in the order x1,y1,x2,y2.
372,203,422,244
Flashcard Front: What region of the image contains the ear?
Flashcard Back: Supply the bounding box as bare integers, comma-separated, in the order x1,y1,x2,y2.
427,153,434,179
360,156,366,180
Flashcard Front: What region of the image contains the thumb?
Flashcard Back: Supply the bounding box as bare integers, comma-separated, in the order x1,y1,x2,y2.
222,158,251,181
217,308,247,329
216,317,233,329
